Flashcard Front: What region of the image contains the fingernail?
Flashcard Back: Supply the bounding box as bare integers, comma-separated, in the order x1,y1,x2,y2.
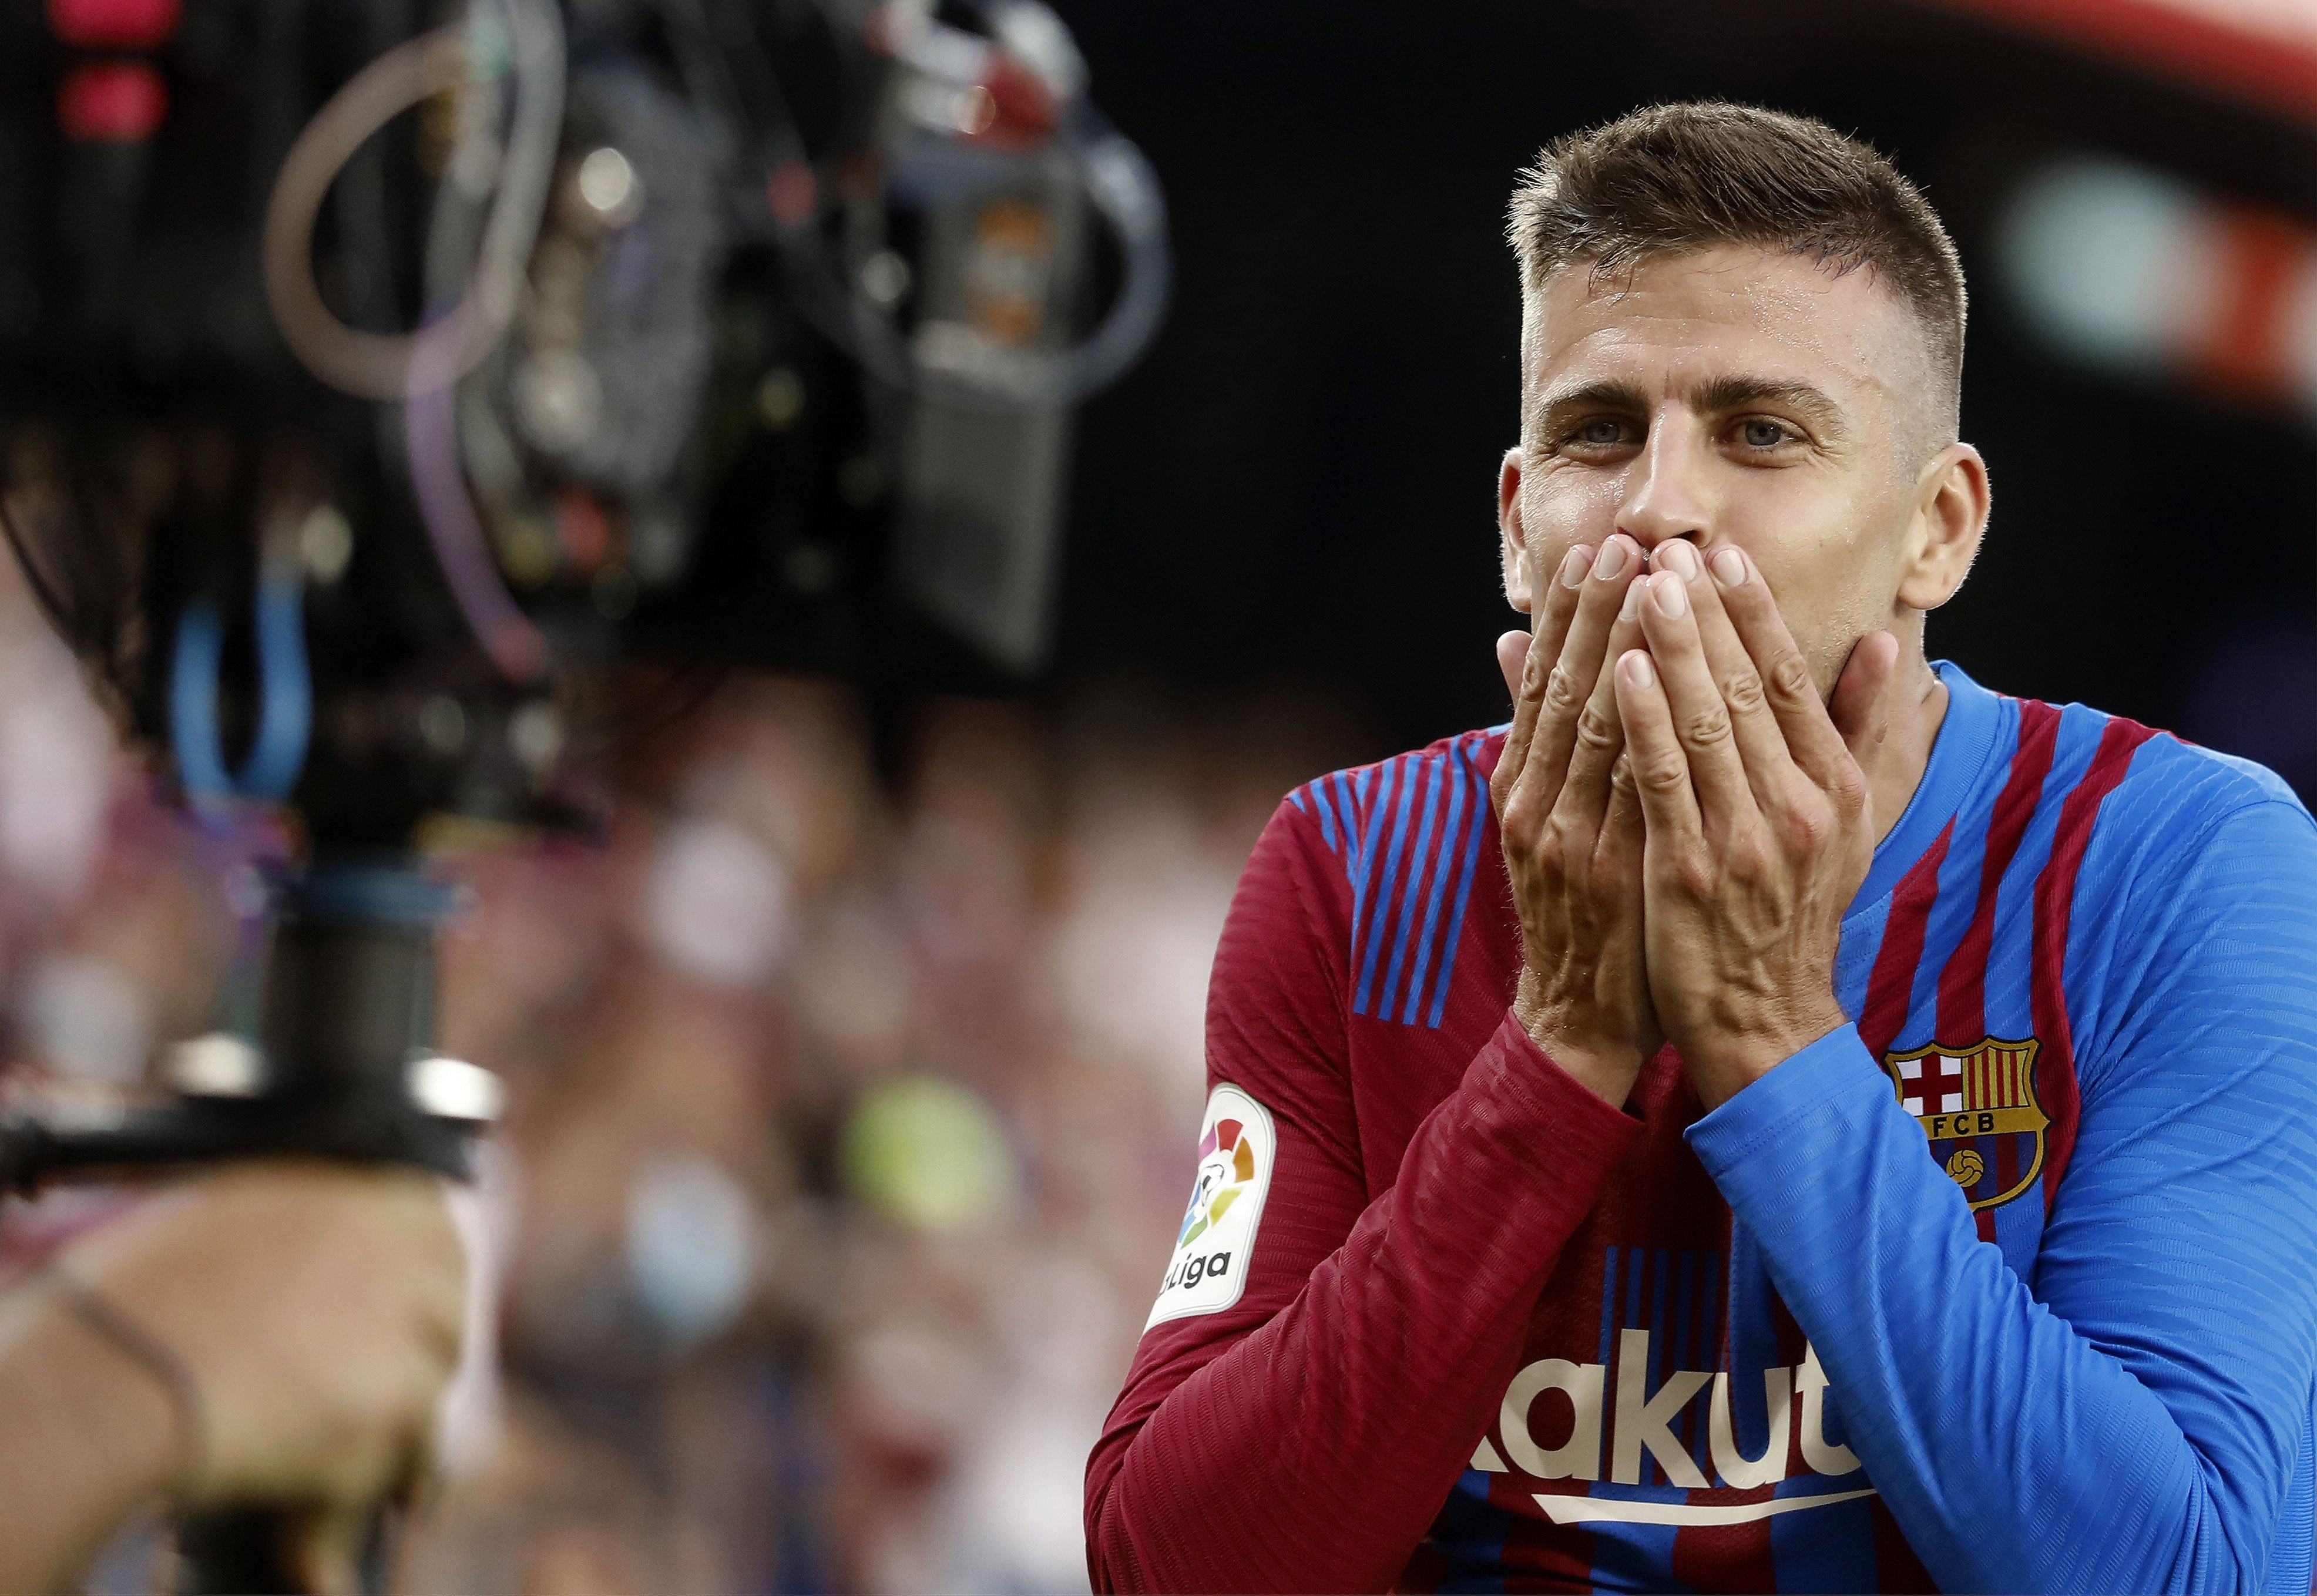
1621,649,1656,687
1711,546,1747,588
1559,546,1593,589
1654,572,1689,617
1620,577,1644,621
1656,540,1699,580
1594,537,1631,580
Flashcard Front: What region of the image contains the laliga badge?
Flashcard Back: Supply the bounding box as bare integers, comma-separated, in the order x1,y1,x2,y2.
1146,1084,1275,1330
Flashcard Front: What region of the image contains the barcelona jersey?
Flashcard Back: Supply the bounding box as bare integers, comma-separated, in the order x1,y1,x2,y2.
1087,663,2317,1594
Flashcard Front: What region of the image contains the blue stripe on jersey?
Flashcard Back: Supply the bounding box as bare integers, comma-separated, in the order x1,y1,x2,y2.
1352,759,1414,1014
1646,1249,1673,1487
1725,1223,1784,1453
1305,774,1335,854
1403,752,1470,1025
1346,767,1392,992
1430,1470,1511,1594
1696,1250,1724,1474
1377,757,1446,1021
1429,742,1489,1026
1297,734,1490,1030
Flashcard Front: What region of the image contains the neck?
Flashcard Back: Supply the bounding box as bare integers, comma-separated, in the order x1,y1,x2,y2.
1863,651,1948,845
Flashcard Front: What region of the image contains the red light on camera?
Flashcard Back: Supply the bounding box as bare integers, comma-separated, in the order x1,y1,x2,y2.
58,61,169,143
47,0,180,49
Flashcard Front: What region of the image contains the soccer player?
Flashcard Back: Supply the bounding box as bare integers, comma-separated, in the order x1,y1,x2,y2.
1085,102,2317,1594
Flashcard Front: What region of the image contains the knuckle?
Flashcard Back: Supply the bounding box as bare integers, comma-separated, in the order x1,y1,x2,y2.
1721,669,1767,717
1767,650,1815,704
1638,752,1689,795
1575,704,1621,754
1500,797,1536,848
1531,829,1573,881
1674,854,1717,899
1783,803,1834,852
1609,752,1637,795
1828,767,1868,814
1542,663,1585,715
1682,706,1733,748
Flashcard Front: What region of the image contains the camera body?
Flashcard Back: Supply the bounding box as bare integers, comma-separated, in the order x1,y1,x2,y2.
0,0,1164,842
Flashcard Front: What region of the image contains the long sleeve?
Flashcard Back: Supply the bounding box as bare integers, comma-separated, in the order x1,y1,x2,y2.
1687,797,2317,1595
1084,799,1641,1595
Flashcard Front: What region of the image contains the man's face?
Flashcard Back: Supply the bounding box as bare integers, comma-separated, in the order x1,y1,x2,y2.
1506,244,1943,694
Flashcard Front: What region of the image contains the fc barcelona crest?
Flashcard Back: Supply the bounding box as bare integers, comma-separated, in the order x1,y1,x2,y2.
1881,1037,2049,1212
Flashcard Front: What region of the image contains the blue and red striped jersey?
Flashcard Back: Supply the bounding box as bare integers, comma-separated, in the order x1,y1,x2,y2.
1087,662,2317,1594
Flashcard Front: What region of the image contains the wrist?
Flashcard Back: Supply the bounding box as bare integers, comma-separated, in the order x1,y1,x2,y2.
1513,974,1647,1110
1683,1003,1848,1110
0,1275,181,1592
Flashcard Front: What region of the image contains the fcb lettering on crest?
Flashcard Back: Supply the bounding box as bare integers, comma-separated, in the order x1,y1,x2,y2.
1882,1037,2049,1212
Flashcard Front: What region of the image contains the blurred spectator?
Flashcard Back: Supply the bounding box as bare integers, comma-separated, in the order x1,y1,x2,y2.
0,500,1368,1591
407,677,1348,1594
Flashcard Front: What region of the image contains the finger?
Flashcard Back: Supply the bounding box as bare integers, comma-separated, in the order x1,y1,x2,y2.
1702,544,1854,790
1493,543,1593,808
1601,753,1661,1063
1831,629,1899,766
1509,532,1647,819
1634,566,1758,828
1604,746,1647,868
1556,577,1647,823
1606,750,1643,837
1612,648,1704,846
1497,630,1529,702
1674,541,1804,811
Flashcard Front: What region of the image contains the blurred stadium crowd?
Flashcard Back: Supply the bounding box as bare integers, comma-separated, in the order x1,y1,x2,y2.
0,543,1361,1595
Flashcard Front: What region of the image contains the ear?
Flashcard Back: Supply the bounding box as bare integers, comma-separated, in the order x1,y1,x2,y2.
1895,442,1989,613
1499,446,1532,614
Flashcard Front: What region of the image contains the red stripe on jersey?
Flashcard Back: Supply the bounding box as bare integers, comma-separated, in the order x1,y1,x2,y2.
2031,716,2162,1205
1981,1133,2022,1244
1489,1496,1597,1591
1935,700,2063,1244
1937,699,2064,1039
1963,1161,1996,1242
1860,821,1955,1057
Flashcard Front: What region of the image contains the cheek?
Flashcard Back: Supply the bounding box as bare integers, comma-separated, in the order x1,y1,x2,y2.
1520,465,1623,570
1733,529,1902,695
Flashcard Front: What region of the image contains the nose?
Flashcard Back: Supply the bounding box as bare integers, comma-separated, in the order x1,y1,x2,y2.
1614,419,1711,564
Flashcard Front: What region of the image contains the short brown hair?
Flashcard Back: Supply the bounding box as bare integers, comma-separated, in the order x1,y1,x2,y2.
1509,102,1966,446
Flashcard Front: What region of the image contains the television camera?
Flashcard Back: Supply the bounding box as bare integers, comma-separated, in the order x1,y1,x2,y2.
0,0,1166,1582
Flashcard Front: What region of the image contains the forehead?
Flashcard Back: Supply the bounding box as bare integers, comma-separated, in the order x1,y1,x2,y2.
1527,245,1919,413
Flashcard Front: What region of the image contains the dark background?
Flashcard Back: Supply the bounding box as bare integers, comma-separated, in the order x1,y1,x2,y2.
1045,0,2317,792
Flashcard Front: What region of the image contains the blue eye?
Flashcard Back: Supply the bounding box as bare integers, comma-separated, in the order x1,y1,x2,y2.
1741,419,1789,448
1577,418,1624,446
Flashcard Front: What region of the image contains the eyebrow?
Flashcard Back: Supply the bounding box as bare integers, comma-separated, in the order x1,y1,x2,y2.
1692,374,1849,440
1530,378,1651,439
1530,372,1851,442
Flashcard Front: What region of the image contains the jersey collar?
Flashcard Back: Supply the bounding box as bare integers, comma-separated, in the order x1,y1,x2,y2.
1851,658,2004,912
